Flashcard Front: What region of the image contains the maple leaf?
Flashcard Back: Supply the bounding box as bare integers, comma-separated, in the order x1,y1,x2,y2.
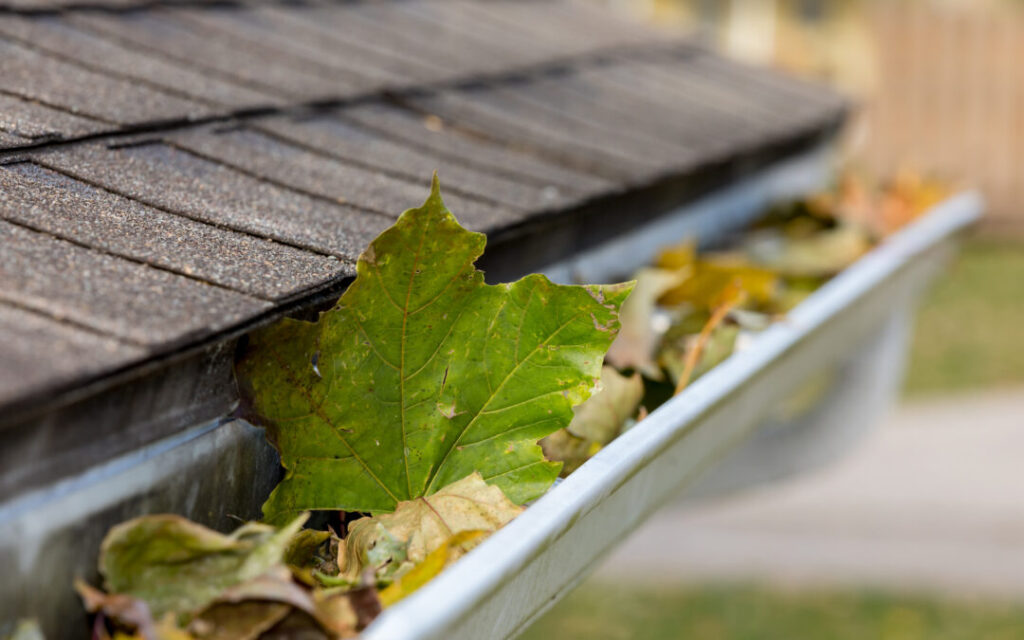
237,176,632,522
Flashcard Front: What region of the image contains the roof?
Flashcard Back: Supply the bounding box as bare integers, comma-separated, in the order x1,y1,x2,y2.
0,0,845,491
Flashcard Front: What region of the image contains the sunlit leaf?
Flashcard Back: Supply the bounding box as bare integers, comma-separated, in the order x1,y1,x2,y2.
237,177,631,521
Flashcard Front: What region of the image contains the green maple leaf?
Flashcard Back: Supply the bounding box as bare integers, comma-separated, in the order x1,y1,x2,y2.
237,176,632,522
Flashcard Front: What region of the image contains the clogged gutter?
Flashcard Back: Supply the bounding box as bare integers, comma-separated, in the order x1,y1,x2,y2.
47,171,947,640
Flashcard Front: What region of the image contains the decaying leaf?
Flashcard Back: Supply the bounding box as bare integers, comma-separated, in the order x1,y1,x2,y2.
378,530,487,607
237,177,631,522
3,621,44,640
673,282,745,394
339,473,521,582
189,600,290,640
76,580,160,639
99,514,307,620
284,529,339,586
743,224,871,278
191,566,315,633
605,267,688,380
540,365,645,474
657,256,778,309
539,428,592,477
566,366,645,444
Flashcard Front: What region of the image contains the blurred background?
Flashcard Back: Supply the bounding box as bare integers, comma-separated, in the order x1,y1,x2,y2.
523,0,1024,638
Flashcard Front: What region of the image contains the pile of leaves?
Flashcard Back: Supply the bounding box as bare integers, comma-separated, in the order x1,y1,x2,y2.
72,177,633,640
541,170,949,472
66,171,946,640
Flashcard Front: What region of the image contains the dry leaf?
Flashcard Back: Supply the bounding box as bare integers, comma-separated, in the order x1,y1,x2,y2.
98,515,307,620
378,530,487,607
566,366,644,444
339,473,520,583
605,267,689,379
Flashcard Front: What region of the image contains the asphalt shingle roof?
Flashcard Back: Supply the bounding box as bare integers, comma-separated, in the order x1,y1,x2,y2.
0,0,845,465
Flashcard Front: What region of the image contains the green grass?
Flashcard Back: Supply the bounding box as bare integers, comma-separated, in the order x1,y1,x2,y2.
521,583,1024,640
904,237,1024,394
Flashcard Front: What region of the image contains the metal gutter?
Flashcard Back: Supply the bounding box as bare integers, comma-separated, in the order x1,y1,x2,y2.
363,191,983,640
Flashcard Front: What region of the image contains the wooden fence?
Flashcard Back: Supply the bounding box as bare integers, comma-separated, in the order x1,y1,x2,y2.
862,2,1024,233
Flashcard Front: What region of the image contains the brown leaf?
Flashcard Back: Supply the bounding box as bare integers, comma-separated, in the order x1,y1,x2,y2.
378,530,487,607
539,428,592,477
566,366,644,444
340,473,520,584
75,580,158,640
188,602,290,640
605,267,689,380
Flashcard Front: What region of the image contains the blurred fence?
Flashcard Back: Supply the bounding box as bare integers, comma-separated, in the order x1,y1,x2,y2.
862,2,1023,233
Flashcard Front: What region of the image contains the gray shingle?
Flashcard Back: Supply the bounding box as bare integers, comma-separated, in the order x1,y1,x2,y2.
0,37,210,126
34,141,392,260
168,125,515,226
0,303,143,409
0,15,280,111
0,92,108,144
0,162,345,300
407,89,660,181
338,102,615,194
167,7,416,90
67,11,352,101
256,5,453,83
0,220,270,345
253,114,571,228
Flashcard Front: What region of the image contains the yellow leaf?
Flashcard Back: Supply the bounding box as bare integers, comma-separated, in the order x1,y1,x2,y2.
654,238,696,270
606,267,689,380
659,259,777,309
378,530,487,607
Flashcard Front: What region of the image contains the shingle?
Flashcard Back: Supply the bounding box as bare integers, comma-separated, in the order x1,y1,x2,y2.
454,0,669,56
0,89,110,146
685,53,845,125
407,89,660,181
168,125,514,227
0,37,210,126
269,3,481,81
478,85,696,165
0,131,30,147
0,220,270,345
34,141,391,260
512,63,761,159
167,7,415,90
0,303,143,409
255,5,453,83
66,11,354,101
0,15,280,111
339,101,616,194
253,114,572,228
396,1,564,65
337,1,528,76
604,57,802,133
0,162,345,300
